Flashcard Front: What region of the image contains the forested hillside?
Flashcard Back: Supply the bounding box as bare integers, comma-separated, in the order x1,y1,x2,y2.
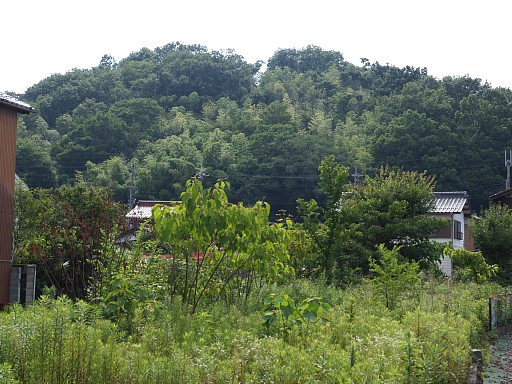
15,42,512,213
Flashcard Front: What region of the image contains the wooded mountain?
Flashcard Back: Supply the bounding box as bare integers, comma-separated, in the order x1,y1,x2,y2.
14,42,512,213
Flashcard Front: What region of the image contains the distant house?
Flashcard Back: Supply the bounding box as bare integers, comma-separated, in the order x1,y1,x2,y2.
126,200,180,228
0,92,34,306
429,191,474,276
118,200,179,244
489,188,512,208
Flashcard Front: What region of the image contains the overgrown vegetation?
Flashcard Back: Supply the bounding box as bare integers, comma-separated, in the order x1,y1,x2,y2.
470,204,512,285
0,279,497,384
5,172,509,382
151,179,294,312
298,157,446,284
13,181,124,300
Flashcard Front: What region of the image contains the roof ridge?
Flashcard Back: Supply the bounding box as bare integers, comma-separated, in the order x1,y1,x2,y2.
0,92,34,113
434,191,468,195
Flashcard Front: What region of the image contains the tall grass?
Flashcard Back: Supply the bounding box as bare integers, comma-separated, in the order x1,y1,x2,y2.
0,279,497,383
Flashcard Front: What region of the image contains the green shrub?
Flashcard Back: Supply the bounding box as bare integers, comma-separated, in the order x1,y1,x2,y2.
369,244,421,310
0,362,18,384
403,309,472,383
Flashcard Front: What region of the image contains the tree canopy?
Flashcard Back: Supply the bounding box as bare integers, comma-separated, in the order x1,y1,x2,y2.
470,204,512,284
15,42,512,214
298,157,446,284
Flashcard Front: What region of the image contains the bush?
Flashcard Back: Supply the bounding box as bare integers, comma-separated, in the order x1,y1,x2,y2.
0,362,18,384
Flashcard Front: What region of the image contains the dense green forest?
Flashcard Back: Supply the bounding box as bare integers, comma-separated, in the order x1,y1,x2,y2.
14,42,512,213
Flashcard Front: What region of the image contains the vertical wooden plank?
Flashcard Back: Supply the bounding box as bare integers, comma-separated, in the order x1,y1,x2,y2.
0,107,18,304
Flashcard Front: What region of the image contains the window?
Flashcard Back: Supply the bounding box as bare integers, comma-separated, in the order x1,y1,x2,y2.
454,220,463,240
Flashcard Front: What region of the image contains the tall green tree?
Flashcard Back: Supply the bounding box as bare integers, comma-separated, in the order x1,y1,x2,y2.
372,110,461,189
57,108,128,177
246,121,331,214
24,69,98,126
339,166,446,265
109,98,165,153
470,204,512,284
297,155,352,283
299,158,445,284
133,133,202,200
152,179,293,312
119,60,159,98
157,46,260,104
267,45,344,73
85,156,131,202
16,137,57,188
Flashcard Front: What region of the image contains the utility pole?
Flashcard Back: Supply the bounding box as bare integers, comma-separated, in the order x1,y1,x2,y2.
506,150,512,190
195,161,209,180
351,166,364,188
128,162,136,208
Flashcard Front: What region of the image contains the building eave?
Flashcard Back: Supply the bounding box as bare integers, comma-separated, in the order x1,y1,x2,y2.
431,191,470,215
489,188,512,201
0,92,34,114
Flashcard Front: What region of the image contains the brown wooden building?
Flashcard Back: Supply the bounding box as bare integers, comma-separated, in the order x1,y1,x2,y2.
0,92,33,305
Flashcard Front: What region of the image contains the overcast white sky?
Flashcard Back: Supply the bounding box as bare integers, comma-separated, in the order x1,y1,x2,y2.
2,0,511,94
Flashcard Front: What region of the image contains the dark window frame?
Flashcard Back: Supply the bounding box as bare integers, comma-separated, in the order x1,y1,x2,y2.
454,220,463,240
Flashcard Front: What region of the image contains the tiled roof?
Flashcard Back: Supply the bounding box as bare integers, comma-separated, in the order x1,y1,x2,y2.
431,191,468,213
489,188,512,201
126,200,178,219
0,92,34,113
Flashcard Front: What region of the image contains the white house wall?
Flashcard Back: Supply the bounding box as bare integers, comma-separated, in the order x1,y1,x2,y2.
430,211,465,276
428,238,453,276
440,255,453,277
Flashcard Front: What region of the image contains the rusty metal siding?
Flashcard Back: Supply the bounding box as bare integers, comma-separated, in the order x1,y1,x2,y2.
0,107,18,305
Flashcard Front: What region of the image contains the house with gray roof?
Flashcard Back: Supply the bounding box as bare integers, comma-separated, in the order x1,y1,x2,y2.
429,191,473,276
117,200,180,245
489,188,512,208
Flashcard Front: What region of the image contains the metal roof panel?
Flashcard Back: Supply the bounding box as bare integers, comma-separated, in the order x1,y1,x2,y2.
432,191,468,213
0,92,34,114
126,200,178,219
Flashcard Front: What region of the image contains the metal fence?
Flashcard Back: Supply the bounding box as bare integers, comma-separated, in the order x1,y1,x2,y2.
489,293,512,335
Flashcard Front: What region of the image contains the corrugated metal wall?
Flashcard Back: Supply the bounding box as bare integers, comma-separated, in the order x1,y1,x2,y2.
0,107,18,305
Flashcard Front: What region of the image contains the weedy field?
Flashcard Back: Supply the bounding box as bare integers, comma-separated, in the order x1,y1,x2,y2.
0,278,497,384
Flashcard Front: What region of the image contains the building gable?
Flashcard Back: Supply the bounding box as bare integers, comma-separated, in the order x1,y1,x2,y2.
0,93,33,306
